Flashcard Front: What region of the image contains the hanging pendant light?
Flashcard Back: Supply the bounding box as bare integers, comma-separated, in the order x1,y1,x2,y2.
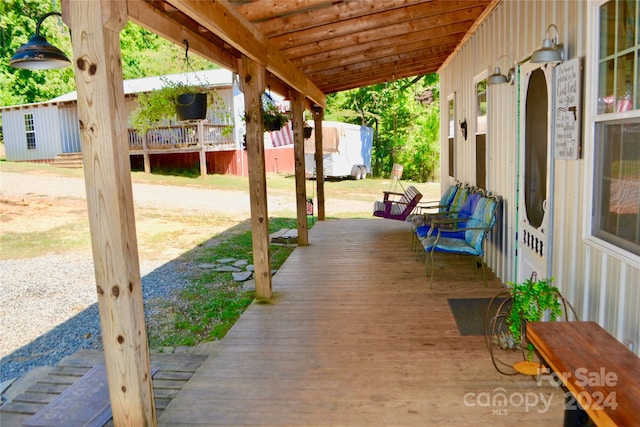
10,11,71,70
531,24,564,64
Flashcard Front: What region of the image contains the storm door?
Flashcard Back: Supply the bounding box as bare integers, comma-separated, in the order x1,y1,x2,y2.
517,63,556,281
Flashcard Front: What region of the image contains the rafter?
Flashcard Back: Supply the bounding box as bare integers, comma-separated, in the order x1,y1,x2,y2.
164,0,325,105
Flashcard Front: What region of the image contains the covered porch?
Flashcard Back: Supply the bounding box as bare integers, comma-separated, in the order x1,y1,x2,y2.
157,218,563,425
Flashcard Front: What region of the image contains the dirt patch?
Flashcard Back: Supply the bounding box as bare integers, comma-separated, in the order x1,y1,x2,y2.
0,196,88,234
0,194,240,261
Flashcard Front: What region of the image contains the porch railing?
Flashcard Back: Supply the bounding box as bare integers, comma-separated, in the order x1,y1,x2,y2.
128,122,235,150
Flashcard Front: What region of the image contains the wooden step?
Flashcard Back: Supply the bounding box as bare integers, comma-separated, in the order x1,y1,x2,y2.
50,152,83,169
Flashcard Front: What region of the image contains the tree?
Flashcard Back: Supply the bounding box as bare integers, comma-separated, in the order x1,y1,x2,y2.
325,74,440,182
0,0,214,108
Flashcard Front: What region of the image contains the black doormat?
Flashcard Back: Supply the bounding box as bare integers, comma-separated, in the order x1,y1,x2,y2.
448,297,506,336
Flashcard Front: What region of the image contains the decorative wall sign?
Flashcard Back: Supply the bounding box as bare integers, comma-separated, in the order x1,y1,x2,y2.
554,57,582,160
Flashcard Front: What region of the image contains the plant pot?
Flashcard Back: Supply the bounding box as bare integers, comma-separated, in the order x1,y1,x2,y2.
265,121,281,131
304,126,313,139
176,93,207,121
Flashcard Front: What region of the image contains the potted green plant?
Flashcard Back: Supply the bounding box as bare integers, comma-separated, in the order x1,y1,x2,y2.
262,101,291,131
130,76,233,137
504,277,564,374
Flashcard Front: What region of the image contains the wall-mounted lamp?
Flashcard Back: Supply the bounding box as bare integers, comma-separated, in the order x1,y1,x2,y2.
487,54,515,85
531,24,564,64
9,11,71,70
459,119,468,141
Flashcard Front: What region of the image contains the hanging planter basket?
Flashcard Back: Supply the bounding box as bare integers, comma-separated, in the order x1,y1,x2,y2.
176,93,207,121
265,120,282,131
304,126,313,139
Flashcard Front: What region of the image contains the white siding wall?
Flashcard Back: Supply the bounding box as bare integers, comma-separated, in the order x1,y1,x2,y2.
58,104,81,153
2,105,62,161
440,0,640,354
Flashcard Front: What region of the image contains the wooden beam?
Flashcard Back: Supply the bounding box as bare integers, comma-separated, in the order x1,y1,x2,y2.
127,0,238,72
312,106,325,221
239,56,272,299
62,0,157,425
165,0,325,107
290,89,309,246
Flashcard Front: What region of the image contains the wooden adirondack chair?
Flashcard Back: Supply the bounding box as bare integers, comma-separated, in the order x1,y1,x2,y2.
372,185,423,221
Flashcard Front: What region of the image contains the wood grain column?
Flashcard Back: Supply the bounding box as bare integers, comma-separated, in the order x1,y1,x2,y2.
62,0,156,425
313,106,326,221
239,56,272,299
290,90,309,245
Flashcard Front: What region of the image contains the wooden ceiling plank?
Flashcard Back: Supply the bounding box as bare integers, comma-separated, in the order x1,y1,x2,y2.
127,0,238,72
252,0,431,38
237,0,338,23
310,52,451,85
292,26,468,70
164,0,325,106
269,1,490,49
283,20,471,63
303,39,457,76
319,59,446,93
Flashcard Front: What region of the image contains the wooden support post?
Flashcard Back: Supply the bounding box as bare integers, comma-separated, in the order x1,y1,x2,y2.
63,1,157,425
239,56,272,299
313,106,326,221
198,120,207,177
290,90,309,246
142,133,151,174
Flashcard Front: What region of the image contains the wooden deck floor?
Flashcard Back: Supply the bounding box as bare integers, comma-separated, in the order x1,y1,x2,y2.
159,219,565,426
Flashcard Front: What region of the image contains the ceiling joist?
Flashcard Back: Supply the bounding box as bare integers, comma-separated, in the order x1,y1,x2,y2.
125,0,494,96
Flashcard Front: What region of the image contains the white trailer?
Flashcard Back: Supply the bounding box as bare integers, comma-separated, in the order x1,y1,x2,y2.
304,121,373,179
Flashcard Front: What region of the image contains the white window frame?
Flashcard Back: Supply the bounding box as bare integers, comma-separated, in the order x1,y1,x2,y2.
24,113,37,150
583,0,640,268
447,93,456,178
474,72,488,189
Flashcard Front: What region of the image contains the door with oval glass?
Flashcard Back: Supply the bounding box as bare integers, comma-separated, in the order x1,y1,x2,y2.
517,62,556,282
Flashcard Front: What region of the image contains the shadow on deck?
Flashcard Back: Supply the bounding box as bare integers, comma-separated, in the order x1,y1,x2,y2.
0,219,564,426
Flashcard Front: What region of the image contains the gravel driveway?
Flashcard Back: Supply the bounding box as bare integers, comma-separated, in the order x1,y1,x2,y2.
0,171,375,383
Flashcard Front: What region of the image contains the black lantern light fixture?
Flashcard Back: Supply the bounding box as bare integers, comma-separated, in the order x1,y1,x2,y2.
10,11,71,70
487,54,515,85
531,24,564,64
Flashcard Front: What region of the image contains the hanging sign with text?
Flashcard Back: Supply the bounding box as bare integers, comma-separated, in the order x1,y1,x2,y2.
554,57,582,160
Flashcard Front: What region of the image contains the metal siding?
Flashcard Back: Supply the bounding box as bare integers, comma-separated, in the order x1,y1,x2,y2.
440,0,640,355
58,105,81,153
2,106,61,161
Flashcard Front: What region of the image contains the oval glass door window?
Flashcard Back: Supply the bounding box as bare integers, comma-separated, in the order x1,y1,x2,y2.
524,68,548,229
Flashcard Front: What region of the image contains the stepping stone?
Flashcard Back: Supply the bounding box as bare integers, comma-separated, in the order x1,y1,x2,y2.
217,258,236,264
233,271,253,282
215,266,242,272
233,259,248,268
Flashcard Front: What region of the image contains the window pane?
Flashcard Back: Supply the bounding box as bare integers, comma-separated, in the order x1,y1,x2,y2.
616,51,635,111
26,133,36,150
448,98,455,138
618,0,636,51
598,59,616,113
594,121,640,255
600,1,616,58
476,80,487,134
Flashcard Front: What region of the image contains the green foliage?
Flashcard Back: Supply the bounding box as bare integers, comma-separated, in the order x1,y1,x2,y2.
325,74,440,182
0,0,214,107
149,217,300,348
262,99,291,130
505,278,563,360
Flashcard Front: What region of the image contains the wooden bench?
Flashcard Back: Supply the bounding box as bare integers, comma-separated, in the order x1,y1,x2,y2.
527,321,640,427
